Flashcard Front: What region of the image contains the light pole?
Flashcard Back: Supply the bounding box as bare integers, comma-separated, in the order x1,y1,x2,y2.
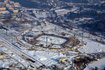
46,36,48,47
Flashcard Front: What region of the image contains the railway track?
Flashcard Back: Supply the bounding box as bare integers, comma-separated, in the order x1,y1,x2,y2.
0,37,45,69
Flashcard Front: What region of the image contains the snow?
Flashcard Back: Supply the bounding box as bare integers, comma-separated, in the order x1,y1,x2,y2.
0,61,3,68
55,9,70,15
78,38,105,53
33,11,47,18
34,51,65,66
11,54,30,67
39,56,47,61
36,35,67,45
25,50,66,66
84,58,105,70
36,41,51,47
52,45,61,48
32,28,39,32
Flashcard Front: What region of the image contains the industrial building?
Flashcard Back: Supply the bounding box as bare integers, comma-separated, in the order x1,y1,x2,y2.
0,0,20,14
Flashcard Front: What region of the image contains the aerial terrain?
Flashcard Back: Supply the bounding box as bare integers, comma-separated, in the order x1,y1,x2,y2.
0,0,105,70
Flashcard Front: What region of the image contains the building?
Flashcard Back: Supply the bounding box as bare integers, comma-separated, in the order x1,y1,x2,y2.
14,2,20,7
0,11,9,14
13,10,19,13
0,0,21,14
0,7,6,11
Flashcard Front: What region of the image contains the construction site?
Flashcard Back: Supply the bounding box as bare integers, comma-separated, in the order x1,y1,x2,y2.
23,33,80,50
0,0,105,70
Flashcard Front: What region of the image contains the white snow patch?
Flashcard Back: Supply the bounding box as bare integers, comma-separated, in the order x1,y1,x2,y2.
36,35,67,45
84,58,105,70
78,38,105,53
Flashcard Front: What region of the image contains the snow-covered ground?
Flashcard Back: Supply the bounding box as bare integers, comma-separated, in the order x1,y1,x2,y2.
33,11,47,18
55,9,70,16
78,38,105,53
23,50,66,66
36,35,67,45
84,58,105,70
